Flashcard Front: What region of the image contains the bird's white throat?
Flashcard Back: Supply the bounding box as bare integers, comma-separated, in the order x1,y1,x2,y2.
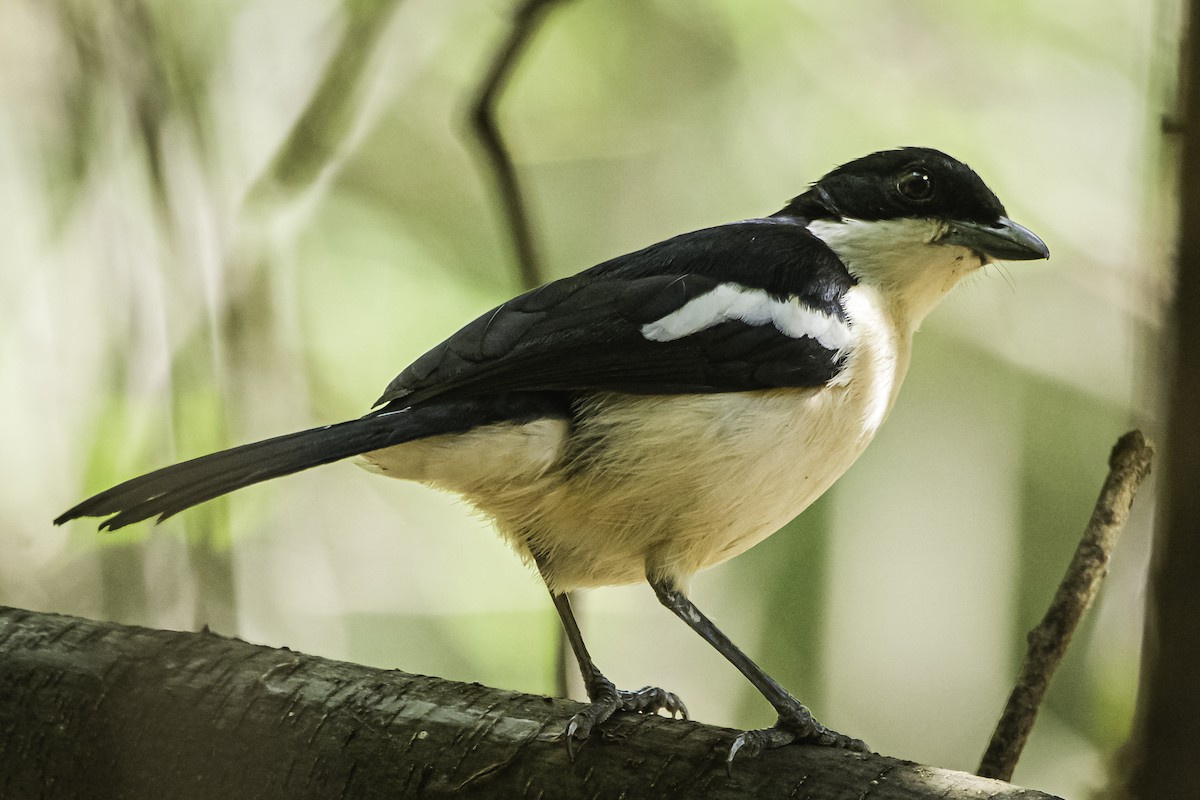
806,217,983,331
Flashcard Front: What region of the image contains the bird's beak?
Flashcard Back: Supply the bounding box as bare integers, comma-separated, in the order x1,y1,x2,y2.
940,217,1050,262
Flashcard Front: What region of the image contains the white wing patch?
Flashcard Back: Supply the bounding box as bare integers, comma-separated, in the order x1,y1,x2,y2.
639,282,850,352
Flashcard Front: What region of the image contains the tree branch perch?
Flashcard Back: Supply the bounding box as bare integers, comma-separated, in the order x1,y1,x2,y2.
0,605,1060,799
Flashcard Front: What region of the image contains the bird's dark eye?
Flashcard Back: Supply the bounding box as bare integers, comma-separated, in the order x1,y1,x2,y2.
896,170,934,201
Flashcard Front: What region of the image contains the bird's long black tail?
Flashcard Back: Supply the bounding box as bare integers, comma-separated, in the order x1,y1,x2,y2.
55,394,566,531
54,412,425,531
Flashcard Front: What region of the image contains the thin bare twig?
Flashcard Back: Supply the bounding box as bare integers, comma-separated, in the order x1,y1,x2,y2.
977,430,1154,781
471,0,569,291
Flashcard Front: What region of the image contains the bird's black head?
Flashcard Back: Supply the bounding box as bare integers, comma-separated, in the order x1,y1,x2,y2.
778,147,1048,262
780,147,1008,223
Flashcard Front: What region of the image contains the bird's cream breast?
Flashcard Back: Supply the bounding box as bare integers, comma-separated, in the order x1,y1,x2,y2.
360,284,911,592
493,284,910,590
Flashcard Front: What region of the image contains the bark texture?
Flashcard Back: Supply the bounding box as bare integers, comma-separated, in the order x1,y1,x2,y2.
0,606,1061,800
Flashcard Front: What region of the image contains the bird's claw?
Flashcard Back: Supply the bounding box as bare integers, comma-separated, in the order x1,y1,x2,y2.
562,680,687,758
726,726,796,775
724,704,870,772
618,685,688,719
565,718,582,761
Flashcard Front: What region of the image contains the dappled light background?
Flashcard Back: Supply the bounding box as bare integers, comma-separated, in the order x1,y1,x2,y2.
1,0,1176,796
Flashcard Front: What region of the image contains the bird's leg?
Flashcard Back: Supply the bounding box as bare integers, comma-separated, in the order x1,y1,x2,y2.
648,576,869,767
545,588,688,754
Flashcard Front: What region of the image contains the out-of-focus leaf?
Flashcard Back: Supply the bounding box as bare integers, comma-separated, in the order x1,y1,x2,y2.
250,0,406,205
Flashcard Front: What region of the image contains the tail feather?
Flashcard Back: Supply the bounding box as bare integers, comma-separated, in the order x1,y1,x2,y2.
56,393,571,531
55,413,421,530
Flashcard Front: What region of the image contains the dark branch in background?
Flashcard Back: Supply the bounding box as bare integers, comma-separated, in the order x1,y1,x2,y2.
1121,2,1200,797
978,431,1154,781
471,0,570,291
469,0,573,699
0,606,1062,800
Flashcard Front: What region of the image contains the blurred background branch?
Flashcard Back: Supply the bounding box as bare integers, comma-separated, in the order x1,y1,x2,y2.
1119,0,1200,796
470,0,569,291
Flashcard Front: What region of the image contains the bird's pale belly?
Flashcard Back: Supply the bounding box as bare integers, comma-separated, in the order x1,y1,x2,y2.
362,285,908,592
493,387,886,591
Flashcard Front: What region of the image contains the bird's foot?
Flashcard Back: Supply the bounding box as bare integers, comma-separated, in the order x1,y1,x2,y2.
726,700,868,772
565,675,687,758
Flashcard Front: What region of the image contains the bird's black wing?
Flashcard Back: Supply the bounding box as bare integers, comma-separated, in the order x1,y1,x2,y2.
54,220,854,531
377,219,856,409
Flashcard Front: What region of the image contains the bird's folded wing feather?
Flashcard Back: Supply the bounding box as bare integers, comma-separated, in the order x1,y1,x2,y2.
376,220,857,409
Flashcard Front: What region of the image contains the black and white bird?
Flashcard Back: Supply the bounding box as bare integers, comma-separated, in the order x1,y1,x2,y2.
56,147,1049,763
